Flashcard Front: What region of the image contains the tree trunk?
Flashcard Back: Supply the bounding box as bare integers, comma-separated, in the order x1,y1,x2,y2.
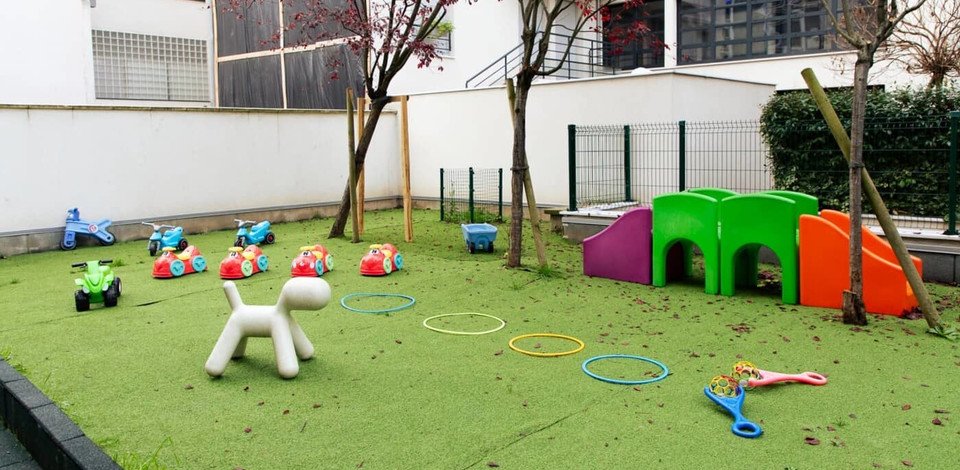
505,79,548,267
346,89,360,243
507,77,532,267
842,57,870,326
328,98,388,239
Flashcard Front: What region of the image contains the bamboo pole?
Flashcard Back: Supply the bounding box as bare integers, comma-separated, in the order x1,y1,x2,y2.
399,95,414,242
346,88,360,243
801,68,944,332
357,96,366,235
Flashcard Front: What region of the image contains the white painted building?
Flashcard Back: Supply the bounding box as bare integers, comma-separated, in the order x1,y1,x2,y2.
0,0,213,107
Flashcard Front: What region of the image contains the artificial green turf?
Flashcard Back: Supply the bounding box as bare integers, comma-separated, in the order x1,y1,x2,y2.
1,209,958,469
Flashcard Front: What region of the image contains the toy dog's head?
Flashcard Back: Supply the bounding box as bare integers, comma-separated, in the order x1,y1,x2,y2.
277,277,331,311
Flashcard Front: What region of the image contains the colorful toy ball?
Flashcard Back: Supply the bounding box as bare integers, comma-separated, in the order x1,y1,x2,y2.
359,243,404,276
220,245,269,279
153,246,207,278
291,245,334,277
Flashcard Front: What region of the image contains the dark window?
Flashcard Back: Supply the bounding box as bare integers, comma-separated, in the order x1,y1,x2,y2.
603,1,666,69
678,0,840,65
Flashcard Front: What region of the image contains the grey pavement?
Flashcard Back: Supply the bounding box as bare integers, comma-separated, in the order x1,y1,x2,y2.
0,425,39,470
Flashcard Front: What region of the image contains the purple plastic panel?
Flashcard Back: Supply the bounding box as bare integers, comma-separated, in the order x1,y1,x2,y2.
582,208,653,284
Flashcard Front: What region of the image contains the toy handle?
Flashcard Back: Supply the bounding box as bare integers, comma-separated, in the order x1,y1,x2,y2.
99,259,113,265
750,370,828,387
71,262,86,268
731,416,763,439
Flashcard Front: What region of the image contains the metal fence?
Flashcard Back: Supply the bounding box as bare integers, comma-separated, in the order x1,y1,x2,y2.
568,112,960,233
440,168,504,223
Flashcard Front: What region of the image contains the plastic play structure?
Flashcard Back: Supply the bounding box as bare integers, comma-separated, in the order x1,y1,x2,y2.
72,259,121,312
205,277,331,379
61,207,115,250
582,188,920,316
142,222,188,256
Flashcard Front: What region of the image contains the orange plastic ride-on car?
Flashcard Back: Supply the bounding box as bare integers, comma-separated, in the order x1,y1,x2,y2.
291,244,334,277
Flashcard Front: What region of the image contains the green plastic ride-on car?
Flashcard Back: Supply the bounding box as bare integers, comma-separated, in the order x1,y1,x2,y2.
72,259,122,312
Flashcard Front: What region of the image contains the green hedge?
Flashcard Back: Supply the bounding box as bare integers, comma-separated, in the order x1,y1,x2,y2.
760,87,960,218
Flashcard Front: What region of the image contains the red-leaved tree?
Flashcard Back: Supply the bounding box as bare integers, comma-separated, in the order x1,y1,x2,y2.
226,0,460,238
504,0,651,268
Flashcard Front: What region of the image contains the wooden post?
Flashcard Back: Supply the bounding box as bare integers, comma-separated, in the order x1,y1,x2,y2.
357,96,366,235
346,89,360,243
399,95,413,242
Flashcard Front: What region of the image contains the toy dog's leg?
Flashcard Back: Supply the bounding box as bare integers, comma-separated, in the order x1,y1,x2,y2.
205,318,246,377
289,317,315,360
232,337,249,359
271,317,299,379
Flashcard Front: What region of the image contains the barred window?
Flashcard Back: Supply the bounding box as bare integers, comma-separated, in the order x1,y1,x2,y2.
92,30,209,102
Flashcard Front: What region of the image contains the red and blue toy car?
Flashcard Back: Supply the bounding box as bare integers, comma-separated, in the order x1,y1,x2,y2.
152,246,207,278
360,243,403,276
219,245,269,279
291,244,334,277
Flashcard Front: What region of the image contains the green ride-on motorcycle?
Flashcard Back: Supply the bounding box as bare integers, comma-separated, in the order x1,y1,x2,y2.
72,259,122,312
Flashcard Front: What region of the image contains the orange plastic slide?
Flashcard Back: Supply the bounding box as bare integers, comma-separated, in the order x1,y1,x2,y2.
799,212,919,316
819,210,923,274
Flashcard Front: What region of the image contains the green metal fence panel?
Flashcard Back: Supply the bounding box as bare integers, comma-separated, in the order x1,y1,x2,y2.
440,167,503,223
948,111,959,235
678,120,686,192
624,125,632,202
568,124,577,211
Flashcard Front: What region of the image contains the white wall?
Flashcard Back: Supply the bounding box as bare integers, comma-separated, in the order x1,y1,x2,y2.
0,0,95,105
0,106,399,233
403,72,776,207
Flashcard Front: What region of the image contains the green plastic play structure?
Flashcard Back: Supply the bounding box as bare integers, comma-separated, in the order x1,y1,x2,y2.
651,188,818,304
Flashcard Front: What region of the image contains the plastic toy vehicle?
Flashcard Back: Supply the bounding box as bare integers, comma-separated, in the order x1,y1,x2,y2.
291,245,334,277
142,222,189,256
72,259,121,312
61,208,115,250
234,219,275,247
220,245,269,279
461,223,498,253
360,243,403,276
153,246,208,278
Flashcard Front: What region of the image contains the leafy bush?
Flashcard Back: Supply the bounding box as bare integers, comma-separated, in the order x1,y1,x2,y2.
760,87,960,218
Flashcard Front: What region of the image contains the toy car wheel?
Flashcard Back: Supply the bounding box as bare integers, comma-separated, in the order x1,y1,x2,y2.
393,253,404,270
104,284,119,307
324,254,334,272
487,242,494,253
178,238,189,251
192,256,207,272
468,242,476,254
148,241,159,257
256,254,269,272
382,257,393,274
112,277,122,296
315,258,325,276
170,259,186,277
265,232,276,244
60,238,76,251
75,291,90,312
241,260,254,277
98,237,115,246
234,236,246,248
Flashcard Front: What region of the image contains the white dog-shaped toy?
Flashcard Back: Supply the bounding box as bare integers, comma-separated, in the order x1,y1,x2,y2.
205,277,331,379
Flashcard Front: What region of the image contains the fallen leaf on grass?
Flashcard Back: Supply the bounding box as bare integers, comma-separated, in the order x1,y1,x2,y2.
804,436,820,445
312,403,322,408
902,460,913,467
257,400,264,406
812,336,821,342
494,350,503,356
903,404,912,411
395,339,402,344
932,418,943,426
243,427,252,433
184,384,194,390
934,409,950,414
487,462,499,468
243,385,249,391
282,409,290,415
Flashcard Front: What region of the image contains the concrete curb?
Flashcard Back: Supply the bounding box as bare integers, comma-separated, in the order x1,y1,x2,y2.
0,359,120,470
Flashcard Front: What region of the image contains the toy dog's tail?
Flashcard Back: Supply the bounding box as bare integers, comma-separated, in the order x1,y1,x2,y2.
223,281,244,311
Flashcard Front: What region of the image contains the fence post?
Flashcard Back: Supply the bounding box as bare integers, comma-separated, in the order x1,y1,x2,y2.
440,168,445,221
498,168,504,222
568,124,577,211
624,125,632,202
678,120,686,191
947,111,959,235
469,167,475,223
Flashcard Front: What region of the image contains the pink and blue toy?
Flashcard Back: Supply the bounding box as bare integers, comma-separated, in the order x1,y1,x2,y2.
60,207,115,250
704,375,763,438
233,219,275,247
732,361,828,388
142,222,188,256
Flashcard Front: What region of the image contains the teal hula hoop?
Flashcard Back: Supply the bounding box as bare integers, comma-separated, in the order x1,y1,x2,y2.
581,354,669,385
340,293,416,314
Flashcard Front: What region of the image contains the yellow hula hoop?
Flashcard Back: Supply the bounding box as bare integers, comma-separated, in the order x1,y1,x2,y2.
422,312,506,336
508,333,585,357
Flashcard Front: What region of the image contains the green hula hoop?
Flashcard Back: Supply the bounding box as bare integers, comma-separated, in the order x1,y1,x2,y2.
422,312,506,335
340,293,415,314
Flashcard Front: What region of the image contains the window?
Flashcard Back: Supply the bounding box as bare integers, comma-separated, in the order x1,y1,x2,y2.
92,30,209,102
603,1,666,69
678,0,840,65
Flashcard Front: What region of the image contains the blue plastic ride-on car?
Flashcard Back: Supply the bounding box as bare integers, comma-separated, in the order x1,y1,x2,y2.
142,222,189,256
461,223,498,254
61,207,115,250
233,219,276,247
